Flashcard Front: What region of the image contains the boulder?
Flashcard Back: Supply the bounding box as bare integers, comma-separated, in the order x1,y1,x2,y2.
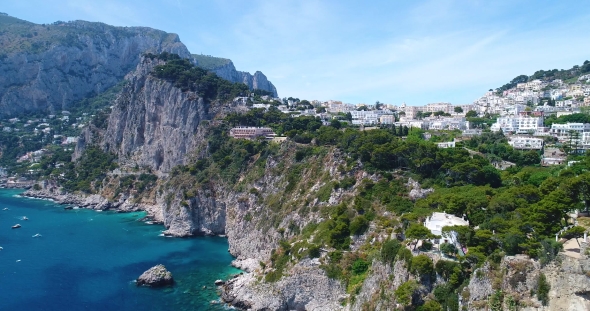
136,264,174,287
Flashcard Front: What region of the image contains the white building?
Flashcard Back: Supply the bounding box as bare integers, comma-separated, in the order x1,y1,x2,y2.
508,136,544,150
395,119,426,130
350,110,395,126
427,117,468,130
550,123,590,141
490,116,543,134
379,115,396,125
424,212,469,237
436,141,456,148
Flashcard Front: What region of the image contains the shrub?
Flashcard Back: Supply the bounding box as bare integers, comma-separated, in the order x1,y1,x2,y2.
265,270,282,282
381,239,401,263
321,263,343,279
339,176,356,189
435,260,460,280
395,280,419,306
418,300,443,311
308,245,321,258
350,215,369,236
419,240,433,251
440,243,457,257
411,254,434,277
351,259,369,275
537,273,550,306
316,183,333,202
397,247,413,266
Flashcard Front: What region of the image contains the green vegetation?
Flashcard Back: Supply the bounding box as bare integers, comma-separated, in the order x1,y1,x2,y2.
544,112,590,127
380,239,401,263
395,280,420,306
61,146,118,193
145,52,250,101
463,131,540,166
537,273,550,306
191,54,231,70
497,60,590,92
410,254,434,277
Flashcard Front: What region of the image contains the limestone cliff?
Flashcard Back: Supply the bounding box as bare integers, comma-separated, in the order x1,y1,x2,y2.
209,62,279,98
464,250,590,311
101,56,210,173
0,14,190,117
192,54,278,97
0,13,278,117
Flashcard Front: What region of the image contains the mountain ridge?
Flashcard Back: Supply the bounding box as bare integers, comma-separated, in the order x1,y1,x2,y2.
0,13,277,117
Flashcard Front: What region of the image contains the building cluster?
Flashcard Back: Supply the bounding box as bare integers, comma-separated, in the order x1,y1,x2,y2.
231,75,590,164
472,79,590,116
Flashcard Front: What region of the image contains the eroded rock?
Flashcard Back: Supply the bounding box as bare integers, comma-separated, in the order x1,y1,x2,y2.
136,264,174,287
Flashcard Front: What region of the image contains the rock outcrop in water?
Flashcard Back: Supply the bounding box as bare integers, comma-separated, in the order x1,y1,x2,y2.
136,264,174,287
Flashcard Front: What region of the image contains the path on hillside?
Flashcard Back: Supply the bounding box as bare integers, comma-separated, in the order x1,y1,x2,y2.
563,238,582,259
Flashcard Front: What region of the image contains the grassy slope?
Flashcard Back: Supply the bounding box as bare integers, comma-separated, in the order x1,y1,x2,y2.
192,54,232,70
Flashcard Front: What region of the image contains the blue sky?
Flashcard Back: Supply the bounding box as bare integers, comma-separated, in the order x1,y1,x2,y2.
3,0,590,105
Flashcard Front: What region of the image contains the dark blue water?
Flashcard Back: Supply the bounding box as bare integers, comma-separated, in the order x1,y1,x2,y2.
0,189,240,311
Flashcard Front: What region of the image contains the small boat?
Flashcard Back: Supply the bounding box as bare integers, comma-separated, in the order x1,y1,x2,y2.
63,206,73,210
0,246,4,250
22,216,28,220
12,224,21,229
2,208,8,210
32,233,42,238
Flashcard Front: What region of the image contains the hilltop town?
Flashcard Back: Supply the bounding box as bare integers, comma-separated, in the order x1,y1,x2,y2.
226,61,590,169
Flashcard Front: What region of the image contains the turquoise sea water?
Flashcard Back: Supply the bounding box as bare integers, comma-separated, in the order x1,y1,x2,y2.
0,189,240,311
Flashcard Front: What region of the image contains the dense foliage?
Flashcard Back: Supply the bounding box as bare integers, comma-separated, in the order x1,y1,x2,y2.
544,112,590,127
463,131,541,166
497,60,590,91
145,52,250,101
61,146,118,193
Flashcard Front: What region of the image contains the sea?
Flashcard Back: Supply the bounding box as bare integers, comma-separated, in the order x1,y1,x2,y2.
0,189,241,311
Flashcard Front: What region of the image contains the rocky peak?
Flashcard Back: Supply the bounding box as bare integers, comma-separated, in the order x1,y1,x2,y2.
0,14,278,117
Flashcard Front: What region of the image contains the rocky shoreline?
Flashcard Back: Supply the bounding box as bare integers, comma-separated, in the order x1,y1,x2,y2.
22,187,143,212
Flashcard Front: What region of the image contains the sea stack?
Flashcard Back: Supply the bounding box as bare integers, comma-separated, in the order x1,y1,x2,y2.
136,264,174,287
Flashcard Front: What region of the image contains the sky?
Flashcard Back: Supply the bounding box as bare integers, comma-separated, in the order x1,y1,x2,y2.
3,0,590,105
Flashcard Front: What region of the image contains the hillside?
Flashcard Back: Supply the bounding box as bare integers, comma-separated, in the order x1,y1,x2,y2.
192,54,232,70
497,60,590,92
22,54,590,310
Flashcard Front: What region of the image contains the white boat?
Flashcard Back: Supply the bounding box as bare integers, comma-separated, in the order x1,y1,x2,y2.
11,224,21,229
2,208,8,210
22,216,28,220
32,233,42,238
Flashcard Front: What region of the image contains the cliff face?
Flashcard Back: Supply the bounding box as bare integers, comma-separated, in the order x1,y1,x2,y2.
0,14,278,117
0,16,190,117
465,251,590,311
208,61,279,97
76,57,348,305
101,57,210,173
